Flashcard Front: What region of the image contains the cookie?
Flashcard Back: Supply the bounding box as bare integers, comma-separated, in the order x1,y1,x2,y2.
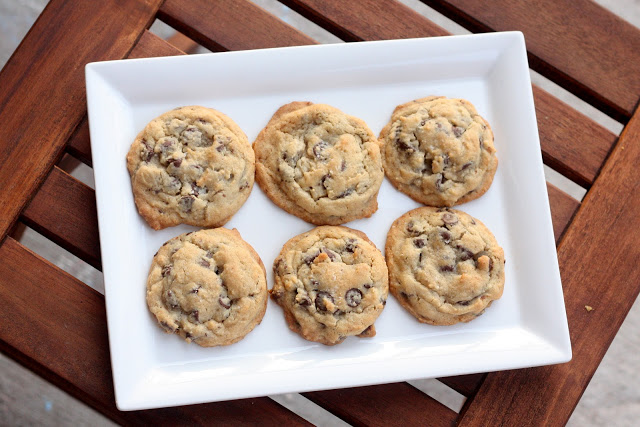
127,106,254,230
253,102,384,225
146,228,267,347
385,207,505,325
271,226,388,345
380,96,497,207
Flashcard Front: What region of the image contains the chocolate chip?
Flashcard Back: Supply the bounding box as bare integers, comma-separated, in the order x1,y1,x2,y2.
453,126,464,137
298,296,312,307
321,173,331,188
162,265,172,277
159,321,175,333
420,120,426,126
216,144,225,152
456,245,474,261
192,310,200,321
479,134,485,149
205,251,214,259
192,183,205,196
435,173,443,191
310,279,319,288
304,252,319,266
341,160,347,171
219,296,231,309
345,288,363,307
189,286,200,294
474,251,494,271
440,230,452,243
337,188,354,199
443,154,450,167
168,158,182,167
406,220,421,236
239,181,249,190
418,252,423,263
322,248,337,261
196,118,207,124
363,283,372,289
214,266,223,275
436,122,443,130
462,162,473,171
442,212,458,226
315,291,334,312
198,259,210,268
396,140,412,151
414,238,426,248
470,218,476,225
422,161,433,175
344,239,357,253
185,332,192,339
440,265,455,273
179,195,195,212
313,141,329,159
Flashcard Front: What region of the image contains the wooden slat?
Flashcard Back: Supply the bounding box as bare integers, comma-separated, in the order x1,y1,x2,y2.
458,107,640,425
0,237,311,425
303,383,457,427
166,31,201,54
53,16,579,414
534,86,617,188
278,0,617,187
128,29,185,59
546,182,580,244
66,31,186,165
438,374,485,398
280,0,448,40
158,0,315,52
22,166,101,270
422,0,640,122
66,119,92,167
0,0,163,243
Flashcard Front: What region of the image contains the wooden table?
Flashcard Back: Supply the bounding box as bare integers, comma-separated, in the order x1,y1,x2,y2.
1,0,639,425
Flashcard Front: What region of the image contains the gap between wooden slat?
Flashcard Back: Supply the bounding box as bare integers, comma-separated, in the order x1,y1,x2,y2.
275,0,616,187
21,166,101,270
158,0,315,52
420,0,640,122
52,14,578,422
303,382,457,427
0,237,312,425
457,88,640,427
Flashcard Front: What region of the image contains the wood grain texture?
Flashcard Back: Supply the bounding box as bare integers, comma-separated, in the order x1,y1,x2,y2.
66,118,92,167
66,31,186,165
458,107,640,425
280,0,448,40
534,86,617,188
21,167,101,270
303,383,457,427
438,373,485,398
0,237,311,426
546,182,580,244
166,31,201,54
278,0,616,186
158,0,315,52
421,0,640,122
0,0,163,243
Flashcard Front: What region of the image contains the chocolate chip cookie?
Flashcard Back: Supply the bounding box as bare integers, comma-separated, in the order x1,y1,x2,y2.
380,96,497,207
146,228,267,347
253,102,384,225
271,226,388,345
127,106,254,230
386,207,505,325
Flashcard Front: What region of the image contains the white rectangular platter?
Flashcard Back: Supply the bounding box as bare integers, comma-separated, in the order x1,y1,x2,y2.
85,32,571,411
